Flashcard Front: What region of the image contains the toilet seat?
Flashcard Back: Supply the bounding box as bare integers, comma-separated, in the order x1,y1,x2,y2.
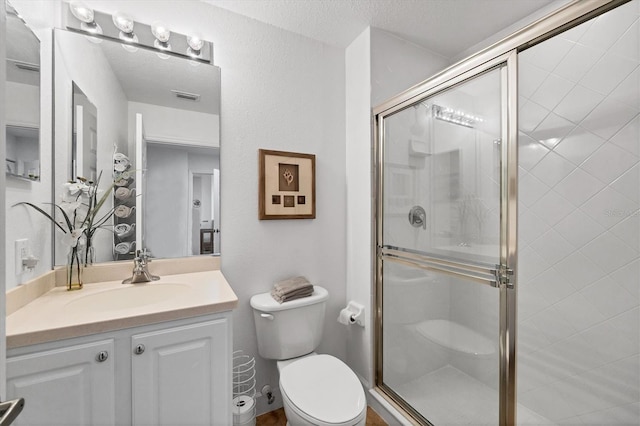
279,354,366,425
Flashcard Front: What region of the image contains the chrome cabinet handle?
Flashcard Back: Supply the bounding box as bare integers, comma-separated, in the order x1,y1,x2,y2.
96,351,109,362
134,344,145,355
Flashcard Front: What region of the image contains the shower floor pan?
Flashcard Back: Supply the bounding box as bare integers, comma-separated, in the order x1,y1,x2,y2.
393,365,553,425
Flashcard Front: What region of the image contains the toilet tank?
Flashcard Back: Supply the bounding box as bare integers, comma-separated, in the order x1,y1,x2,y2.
250,286,328,360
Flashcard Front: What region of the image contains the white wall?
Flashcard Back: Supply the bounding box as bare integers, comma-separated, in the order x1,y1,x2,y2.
82,1,347,414
5,82,39,127
344,28,373,387
370,28,450,107
127,101,219,148
145,144,190,258
345,27,451,388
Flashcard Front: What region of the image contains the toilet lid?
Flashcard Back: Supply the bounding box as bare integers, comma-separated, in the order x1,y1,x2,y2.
280,354,366,424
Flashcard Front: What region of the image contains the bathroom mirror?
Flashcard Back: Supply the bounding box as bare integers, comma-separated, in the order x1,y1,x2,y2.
53,28,221,265
5,1,41,181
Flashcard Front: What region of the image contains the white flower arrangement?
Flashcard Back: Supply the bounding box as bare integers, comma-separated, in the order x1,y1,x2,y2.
15,172,116,266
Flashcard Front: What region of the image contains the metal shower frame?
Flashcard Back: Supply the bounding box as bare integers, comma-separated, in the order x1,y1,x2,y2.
371,1,631,424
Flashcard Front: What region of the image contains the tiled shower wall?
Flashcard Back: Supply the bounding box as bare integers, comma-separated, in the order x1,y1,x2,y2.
517,1,639,423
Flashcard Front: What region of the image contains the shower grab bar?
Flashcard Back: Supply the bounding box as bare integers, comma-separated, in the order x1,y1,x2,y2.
381,249,498,288
380,246,495,276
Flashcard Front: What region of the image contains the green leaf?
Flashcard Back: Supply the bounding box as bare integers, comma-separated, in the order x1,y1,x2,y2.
51,204,74,232
13,202,68,233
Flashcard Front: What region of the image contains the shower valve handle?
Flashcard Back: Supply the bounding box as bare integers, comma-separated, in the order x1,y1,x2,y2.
408,206,427,230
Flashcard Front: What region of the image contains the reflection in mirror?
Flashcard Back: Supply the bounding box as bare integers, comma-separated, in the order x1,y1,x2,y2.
145,143,220,258
71,82,98,182
54,28,221,265
5,1,40,181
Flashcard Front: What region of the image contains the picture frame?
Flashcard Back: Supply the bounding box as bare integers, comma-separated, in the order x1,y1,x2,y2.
259,149,316,220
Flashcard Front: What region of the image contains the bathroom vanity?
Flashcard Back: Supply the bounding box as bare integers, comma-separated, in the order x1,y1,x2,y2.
5,270,237,426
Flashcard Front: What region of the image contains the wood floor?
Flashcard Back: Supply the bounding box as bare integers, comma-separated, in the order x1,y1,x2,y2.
256,406,387,426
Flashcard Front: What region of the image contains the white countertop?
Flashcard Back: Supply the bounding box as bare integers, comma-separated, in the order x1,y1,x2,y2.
7,270,238,349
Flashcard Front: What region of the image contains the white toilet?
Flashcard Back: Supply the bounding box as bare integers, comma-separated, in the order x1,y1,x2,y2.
250,286,367,426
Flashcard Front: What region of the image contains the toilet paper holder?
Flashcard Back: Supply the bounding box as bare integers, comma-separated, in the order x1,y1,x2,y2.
338,301,365,326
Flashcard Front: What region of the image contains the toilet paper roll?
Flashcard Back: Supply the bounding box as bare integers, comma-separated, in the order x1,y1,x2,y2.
232,395,255,424
338,308,356,325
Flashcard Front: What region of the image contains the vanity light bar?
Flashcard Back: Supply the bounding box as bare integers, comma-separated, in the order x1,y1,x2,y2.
63,2,214,65
432,104,483,128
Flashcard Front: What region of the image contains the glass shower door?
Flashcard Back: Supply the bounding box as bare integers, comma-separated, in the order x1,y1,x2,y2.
376,58,516,425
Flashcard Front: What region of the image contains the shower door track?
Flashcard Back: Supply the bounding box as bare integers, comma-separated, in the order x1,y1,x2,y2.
371,1,630,425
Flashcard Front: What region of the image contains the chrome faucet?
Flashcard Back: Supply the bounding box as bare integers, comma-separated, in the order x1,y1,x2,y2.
123,249,160,284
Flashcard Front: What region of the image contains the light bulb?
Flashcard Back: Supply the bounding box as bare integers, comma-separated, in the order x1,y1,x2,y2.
187,35,204,52
154,39,172,52
81,21,103,36
119,32,139,52
69,1,94,23
112,11,134,34
151,21,171,43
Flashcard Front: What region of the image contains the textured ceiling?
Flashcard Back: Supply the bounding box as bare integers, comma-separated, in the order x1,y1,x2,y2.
202,0,560,58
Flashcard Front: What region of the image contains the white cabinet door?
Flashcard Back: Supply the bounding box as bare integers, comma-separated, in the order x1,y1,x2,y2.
6,340,115,426
132,318,231,426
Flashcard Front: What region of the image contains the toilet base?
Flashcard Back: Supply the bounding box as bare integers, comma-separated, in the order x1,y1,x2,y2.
281,385,366,426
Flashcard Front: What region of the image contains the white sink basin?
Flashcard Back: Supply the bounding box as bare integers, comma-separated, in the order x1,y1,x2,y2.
65,283,190,312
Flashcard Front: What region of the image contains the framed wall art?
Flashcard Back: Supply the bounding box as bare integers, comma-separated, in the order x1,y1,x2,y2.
259,149,316,220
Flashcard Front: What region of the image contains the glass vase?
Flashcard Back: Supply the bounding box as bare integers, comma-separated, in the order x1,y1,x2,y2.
67,245,83,291
85,243,95,267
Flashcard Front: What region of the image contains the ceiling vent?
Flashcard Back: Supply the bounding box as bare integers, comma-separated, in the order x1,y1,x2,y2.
171,90,200,102
11,60,40,72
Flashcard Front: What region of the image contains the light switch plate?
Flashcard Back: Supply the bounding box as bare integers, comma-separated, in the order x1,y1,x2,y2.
15,239,28,274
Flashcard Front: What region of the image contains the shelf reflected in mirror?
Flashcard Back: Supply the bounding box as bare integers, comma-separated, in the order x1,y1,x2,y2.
5,0,41,182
